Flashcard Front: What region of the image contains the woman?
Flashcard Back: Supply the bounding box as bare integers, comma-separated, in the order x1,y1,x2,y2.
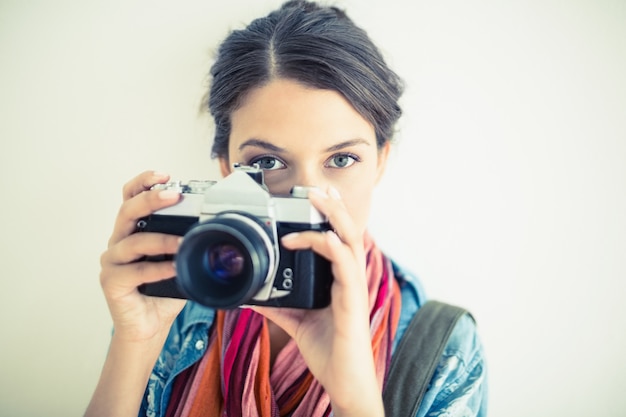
86,1,487,416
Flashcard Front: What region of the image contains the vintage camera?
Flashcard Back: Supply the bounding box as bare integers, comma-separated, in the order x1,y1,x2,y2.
136,164,333,309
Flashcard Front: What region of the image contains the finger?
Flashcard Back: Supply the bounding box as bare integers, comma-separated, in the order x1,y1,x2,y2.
307,187,362,249
122,170,171,201
100,260,177,294
281,231,368,315
102,232,181,265
281,230,356,283
108,188,181,247
280,230,333,259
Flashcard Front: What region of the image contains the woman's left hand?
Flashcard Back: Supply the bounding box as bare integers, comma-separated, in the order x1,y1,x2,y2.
250,186,383,417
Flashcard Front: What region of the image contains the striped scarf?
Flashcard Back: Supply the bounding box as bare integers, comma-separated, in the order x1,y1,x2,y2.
165,233,401,417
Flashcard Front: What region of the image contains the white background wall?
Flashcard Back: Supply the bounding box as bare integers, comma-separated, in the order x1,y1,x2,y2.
1,0,624,416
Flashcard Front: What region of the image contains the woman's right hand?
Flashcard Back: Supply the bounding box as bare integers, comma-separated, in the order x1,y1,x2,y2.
99,170,187,343
86,171,187,417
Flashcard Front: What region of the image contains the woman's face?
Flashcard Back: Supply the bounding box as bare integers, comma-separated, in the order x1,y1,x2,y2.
220,78,389,236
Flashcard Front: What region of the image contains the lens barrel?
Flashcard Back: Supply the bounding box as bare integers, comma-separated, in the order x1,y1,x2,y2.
175,213,275,309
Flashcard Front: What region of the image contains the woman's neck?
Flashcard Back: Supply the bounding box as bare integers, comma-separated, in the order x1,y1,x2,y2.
268,320,291,368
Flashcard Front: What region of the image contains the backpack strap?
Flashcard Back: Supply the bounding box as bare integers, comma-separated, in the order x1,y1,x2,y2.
382,300,470,417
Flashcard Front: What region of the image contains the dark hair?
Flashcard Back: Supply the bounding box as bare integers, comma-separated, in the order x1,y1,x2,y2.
208,0,404,159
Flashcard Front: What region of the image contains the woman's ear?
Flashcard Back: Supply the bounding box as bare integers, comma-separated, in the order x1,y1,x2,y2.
375,141,391,185
218,157,231,178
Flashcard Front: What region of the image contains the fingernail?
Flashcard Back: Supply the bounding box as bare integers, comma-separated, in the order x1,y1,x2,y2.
158,190,180,200
153,171,169,178
328,186,341,200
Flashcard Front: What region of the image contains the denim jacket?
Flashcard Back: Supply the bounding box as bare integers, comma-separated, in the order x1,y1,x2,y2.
140,261,488,417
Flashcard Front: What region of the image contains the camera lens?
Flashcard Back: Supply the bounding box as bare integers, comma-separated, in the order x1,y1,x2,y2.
203,243,244,281
175,213,276,309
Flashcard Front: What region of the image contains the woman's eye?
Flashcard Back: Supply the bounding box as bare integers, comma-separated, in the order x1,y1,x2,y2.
250,156,286,171
326,153,358,168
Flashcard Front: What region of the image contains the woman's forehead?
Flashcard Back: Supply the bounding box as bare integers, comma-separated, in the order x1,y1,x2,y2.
229,79,376,151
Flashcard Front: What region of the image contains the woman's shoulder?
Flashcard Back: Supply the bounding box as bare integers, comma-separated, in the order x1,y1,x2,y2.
391,259,488,417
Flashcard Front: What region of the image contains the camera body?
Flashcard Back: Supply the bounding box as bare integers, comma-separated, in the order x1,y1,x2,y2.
136,164,332,309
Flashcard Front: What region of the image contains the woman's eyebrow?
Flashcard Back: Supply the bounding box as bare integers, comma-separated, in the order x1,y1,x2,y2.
238,138,286,152
324,138,371,152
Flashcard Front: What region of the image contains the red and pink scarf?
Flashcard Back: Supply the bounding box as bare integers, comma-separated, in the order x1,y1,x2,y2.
165,233,401,417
